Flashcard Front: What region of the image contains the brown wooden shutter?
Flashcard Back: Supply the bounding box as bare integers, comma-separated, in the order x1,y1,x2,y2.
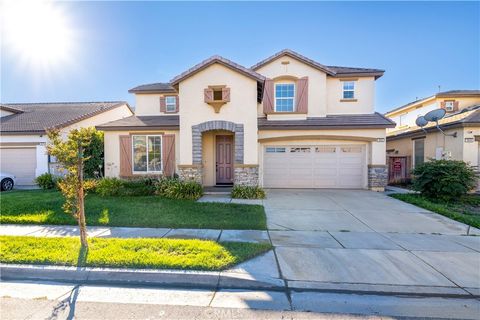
160,97,166,112
119,135,132,177
175,95,179,112
453,101,459,111
204,88,213,103
263,79,274,113
222,88,230,102
440,101,446,109
162,134,175,177
296,77,308,113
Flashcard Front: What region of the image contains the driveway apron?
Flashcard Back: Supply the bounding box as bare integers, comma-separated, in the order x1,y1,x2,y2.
264,189,480,293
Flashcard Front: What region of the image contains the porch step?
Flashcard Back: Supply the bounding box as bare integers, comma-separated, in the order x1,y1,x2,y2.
203,186,232,195
203,191,231,195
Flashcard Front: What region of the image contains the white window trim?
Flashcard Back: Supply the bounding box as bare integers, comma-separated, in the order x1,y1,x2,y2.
444,100,455,112
165,96,176,113
342,81,355,99
132,135,163,174
274,83,295,112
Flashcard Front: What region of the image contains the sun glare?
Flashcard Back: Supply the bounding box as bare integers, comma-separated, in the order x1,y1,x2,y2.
2,1,76,70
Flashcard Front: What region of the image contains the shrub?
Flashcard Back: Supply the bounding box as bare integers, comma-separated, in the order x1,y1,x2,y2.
83,129,104,178
122,179,156,196
95,177,124,196
231,185,266,199
156,178,203,200
35,173,57,189
412,160,477,202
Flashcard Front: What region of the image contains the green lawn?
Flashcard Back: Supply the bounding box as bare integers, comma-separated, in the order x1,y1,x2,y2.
0,236,271,270
0,190,266,230
390,193,480,229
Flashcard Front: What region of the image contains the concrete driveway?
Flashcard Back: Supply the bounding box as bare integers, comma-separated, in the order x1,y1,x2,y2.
264,189,480,296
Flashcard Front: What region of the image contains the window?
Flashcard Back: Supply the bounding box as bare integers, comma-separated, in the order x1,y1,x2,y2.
213,89,223,101
266,147,286,153
444,100,455,112
315,146,336,153
275,83,295,112
290,147,311,153
414,139,424,167
165,96,176,112
132,135,162,173
342,81,355,99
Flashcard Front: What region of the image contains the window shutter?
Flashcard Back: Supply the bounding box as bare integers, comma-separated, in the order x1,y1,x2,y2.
263,79,274,113
222,88,230,102
175,95,180,112
160,97,166,113
204,88,214,103
453,101,459,111
119,135,132,177
440,101,446,109
162,134,175,177
296,77,308,113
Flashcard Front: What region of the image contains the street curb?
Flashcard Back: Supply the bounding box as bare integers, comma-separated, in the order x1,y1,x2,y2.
1,264,478,299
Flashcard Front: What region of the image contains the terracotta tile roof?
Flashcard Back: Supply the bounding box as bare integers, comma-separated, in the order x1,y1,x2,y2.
0,101,130,134
258,113,395,130
170,55,265,85
128,83,176,94
251,49,384,79
96,115,180,131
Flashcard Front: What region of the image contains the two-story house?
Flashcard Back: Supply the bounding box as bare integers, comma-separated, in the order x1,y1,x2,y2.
385,90,480,184
97,49,395,191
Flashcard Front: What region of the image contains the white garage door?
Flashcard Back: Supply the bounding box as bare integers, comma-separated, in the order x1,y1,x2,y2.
263,145,365,189
0,148,37,185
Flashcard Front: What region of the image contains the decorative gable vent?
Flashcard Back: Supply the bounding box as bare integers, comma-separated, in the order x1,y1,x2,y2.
204,85,230,113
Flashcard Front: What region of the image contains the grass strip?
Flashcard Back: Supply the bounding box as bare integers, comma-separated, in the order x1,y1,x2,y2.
0,190,266,230
0,236,272,271
390,193,480,229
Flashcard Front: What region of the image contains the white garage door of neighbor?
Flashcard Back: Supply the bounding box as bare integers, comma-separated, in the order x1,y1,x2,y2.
0,148,37,185
263,145,365,188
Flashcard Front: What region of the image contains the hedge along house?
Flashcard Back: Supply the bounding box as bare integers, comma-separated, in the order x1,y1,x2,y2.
0,102,133,185
97,49,395,190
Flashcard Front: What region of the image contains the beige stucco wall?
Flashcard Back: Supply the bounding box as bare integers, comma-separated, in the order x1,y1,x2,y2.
134,94,178,116
103,130,180,178
255,56,328,117
178,63,258,165
326,77,375,114
60,104,133,138
386,127,478,169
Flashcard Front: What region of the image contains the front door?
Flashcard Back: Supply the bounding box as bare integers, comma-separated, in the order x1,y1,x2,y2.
216,135,233,184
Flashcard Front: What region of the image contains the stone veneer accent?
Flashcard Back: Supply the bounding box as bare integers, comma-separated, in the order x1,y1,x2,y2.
234,165,259,186
192,120,244,165
177,165,203,184
368,164,388,191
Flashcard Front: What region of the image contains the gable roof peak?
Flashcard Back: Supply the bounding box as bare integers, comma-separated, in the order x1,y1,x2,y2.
170,55,265,85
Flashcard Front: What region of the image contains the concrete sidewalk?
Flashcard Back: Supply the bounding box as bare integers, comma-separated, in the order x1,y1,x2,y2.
0,224,269,243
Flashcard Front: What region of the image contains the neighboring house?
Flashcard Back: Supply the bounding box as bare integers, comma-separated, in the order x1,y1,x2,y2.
385,90,480,184
0,102,133,185
97,49,394,190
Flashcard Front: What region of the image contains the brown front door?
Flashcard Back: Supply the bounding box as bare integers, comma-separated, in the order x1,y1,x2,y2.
216,135,233,184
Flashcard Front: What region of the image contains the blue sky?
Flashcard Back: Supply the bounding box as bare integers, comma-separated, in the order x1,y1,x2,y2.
1,1,479,113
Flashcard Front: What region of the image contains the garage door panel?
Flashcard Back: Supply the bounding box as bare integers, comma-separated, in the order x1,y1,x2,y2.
264,144,365,189
0,148,37,185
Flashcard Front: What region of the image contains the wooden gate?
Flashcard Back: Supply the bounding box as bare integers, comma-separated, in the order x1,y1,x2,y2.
388,156,411,184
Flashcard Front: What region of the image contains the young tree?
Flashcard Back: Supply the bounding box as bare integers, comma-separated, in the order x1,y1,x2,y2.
47,128,98,248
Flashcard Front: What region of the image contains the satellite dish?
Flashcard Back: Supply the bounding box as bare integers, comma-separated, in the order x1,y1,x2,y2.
424,108,446,122
415,116,428,127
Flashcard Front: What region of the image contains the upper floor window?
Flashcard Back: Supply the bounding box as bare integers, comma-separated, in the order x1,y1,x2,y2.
343,81,355,99
444,100,455,112
165,96,177,112
275,83,295,112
